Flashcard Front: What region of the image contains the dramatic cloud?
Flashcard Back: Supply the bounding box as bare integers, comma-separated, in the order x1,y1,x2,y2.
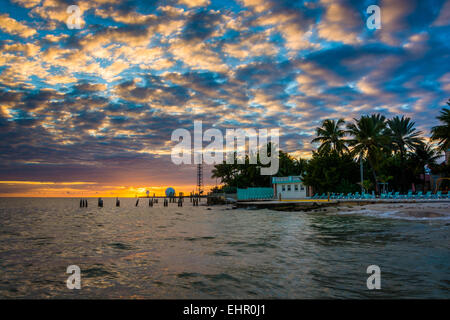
0,14,37,38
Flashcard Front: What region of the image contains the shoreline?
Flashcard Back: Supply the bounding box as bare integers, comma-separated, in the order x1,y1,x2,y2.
234,200,450,219
309,202,450,219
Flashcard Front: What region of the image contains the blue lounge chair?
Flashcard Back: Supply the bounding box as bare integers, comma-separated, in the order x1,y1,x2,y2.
432,191,442,199
424,191,432,199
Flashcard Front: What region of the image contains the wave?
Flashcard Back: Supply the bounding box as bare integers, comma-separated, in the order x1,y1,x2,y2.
336,208,450,221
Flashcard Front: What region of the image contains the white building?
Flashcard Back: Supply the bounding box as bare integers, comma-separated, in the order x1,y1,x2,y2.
272,176,307,200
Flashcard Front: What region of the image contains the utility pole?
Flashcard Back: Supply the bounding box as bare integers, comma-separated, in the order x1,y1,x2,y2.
360,154,364,193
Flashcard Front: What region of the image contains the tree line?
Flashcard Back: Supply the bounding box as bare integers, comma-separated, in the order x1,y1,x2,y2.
211,99,450,194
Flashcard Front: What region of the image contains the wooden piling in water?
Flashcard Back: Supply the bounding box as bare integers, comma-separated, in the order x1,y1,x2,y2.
80,198,88,208
135,198,139,207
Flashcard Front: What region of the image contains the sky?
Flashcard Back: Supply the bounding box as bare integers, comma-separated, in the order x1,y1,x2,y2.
0,0,449,197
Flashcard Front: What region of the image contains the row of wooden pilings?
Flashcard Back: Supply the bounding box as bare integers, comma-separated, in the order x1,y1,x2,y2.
79,196,202,208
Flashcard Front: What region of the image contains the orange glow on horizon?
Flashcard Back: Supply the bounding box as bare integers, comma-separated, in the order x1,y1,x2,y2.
0,181,214,197
0,181,98,185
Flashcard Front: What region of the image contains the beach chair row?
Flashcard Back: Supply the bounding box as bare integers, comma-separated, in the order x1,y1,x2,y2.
310,191,449,200
379,191,448,199
310,192,375,200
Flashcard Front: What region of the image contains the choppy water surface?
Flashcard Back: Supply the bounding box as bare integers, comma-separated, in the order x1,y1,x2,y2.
0,198,448,298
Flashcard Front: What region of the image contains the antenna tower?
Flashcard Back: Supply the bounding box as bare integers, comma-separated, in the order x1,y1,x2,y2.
197,155,203,195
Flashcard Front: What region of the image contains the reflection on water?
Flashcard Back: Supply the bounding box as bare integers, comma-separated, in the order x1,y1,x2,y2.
0,198,448,298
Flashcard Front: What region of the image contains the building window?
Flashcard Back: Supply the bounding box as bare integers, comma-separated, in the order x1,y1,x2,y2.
282,185,285,191
300,184,305,191
294,184,298,191
287,184,291,191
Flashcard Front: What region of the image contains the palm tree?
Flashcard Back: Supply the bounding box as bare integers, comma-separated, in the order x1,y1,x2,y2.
410,143,441,192
430,100,450,152
387,116,423,154
413,143,440,165
311,119,349,155
386,116,424,191
294,158,307,176
346,114,390,193
211,161,236,186
277,151,299,176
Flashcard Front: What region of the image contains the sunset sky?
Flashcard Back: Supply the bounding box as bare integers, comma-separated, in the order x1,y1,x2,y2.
0,0,449,197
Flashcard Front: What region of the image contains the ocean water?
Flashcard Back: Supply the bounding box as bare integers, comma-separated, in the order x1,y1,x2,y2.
0,197,448,299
